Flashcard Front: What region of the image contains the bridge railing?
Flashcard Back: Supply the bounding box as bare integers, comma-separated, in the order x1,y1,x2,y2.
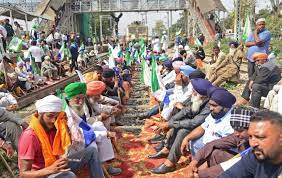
70,0,188,13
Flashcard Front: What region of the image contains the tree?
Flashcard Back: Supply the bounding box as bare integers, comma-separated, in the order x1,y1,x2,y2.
153,20,167,37
269,0,281,17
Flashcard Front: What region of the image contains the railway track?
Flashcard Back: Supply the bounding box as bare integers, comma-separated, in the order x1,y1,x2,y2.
17,53,108,109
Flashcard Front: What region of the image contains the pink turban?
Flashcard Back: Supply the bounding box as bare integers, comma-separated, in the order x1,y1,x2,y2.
172,61,185,70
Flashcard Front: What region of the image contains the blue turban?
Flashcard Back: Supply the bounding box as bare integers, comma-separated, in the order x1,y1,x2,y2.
163,60,173,69
191,79,213,96
208,87,236,108
146,55,152,61
180,65,196,77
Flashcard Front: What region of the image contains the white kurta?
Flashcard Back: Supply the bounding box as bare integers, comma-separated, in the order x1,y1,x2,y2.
161,83,193,120
144,61,151,87
152,38,161,53
65,105,115,162
161,34,168,51
0,92,17,109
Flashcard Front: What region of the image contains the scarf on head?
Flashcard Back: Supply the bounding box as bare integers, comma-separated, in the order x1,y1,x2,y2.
29,112,71,167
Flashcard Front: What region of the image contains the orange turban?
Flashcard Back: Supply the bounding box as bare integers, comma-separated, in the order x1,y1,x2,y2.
252,53,268,61
86,81,106,96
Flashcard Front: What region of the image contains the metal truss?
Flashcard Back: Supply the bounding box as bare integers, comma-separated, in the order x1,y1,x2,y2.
0,0,40,12
70,0,188,13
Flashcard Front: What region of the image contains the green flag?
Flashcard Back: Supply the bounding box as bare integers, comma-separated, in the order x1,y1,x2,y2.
151,56,160,92
242,14,252,42
125,51,132,66
141,58,145,84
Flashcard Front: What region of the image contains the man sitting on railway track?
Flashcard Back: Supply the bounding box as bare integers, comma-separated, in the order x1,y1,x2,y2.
149,78,213,174
0,107,27,151
64,82,122,176
86,81,122,129
185,107,255,178
0,89,18,111
41,56,59,82
18,95,104,178
239,52,281,108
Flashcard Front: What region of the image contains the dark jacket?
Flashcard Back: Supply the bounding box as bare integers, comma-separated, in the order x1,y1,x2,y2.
220,151,282,178
168,98,210,130
251,61,281,88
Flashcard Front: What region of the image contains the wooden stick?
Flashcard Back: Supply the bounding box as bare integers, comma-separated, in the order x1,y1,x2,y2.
0,152,15,178
102,164,111,178
111,138,120,155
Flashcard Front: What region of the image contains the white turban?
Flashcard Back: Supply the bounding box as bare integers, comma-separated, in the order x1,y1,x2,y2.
35,95,62,113
256,18,265,24
178,45,184,49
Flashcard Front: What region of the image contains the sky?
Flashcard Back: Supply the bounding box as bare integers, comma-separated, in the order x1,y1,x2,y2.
118,0,273,35
1,0,274,35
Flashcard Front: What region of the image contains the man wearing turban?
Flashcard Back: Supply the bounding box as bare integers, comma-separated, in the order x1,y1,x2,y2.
180,87,236,162
83,65,103,83
209,43,245,86
160,65,196,120
86,81,122,129
150,79,213,174
186,107,256,178
64,82,122,176
239,52,281,108
18,95,104,178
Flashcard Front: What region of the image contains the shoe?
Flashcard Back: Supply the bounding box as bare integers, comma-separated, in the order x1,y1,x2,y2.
107,165,122,176
148,151,168,159
154,141,165,152
151,163,176,174
149,134,165,144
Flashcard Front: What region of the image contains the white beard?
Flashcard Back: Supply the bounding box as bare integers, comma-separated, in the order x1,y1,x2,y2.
191,94,205,113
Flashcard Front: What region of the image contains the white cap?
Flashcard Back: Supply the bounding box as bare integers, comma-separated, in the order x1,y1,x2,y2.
256,18,266,24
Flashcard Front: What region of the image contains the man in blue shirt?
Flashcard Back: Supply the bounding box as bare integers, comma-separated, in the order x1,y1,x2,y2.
220,111,282,178
245,18,271,78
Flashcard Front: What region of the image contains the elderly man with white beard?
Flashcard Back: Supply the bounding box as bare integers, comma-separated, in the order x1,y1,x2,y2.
149,79,213,174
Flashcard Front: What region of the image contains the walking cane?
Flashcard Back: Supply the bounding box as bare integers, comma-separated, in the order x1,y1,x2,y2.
0,152,15,178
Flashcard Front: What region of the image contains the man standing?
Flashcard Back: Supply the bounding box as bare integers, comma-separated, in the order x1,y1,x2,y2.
245,18,271,78
161,31,168,51
69,39,79,73
3,19,14,44
220,111,282,178
18,95,104,178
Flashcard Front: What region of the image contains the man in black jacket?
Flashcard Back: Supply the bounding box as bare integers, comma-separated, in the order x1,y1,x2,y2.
149,79,213,174
220,111,282,178
241,52,281,108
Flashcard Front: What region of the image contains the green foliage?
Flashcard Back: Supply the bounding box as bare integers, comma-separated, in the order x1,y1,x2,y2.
152,20,167,37
222,81,238,90
205,38,232,55
169,14,185,40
